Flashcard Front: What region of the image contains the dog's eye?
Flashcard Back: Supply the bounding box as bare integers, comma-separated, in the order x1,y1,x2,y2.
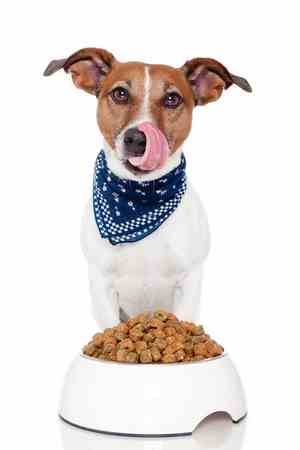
163,92,183,109
110,87,130,104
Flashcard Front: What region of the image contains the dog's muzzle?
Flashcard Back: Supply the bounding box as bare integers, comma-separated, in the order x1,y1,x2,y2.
124,127,147,157
123,122,170,171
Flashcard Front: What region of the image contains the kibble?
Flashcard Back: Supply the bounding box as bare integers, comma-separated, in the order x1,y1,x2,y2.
83,310,224,364
151,346,162,362
162,353,177,363
119,338,135,352
116,349,128,362
135,341,148,354
140,349,153,363
126,352,138,363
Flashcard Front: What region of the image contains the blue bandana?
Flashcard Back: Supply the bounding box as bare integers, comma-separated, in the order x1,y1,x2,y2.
93,150,187,245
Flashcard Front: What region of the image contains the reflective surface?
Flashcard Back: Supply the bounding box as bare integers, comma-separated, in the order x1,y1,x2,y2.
61,413,246,450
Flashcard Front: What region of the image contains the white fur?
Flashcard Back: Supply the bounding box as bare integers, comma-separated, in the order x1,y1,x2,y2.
81,149,210,329
81,68,210,329
139,65,151,121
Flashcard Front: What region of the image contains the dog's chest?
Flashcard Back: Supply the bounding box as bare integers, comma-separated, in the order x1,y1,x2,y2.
109,222,189,279
82,185,207,280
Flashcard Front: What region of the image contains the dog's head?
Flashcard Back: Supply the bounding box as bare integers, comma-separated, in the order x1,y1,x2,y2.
44,48,251,179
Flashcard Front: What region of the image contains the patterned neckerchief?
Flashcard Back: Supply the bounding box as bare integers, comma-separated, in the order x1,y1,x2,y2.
93,150,187,245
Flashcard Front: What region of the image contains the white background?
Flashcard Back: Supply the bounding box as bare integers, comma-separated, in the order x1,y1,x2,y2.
0,1,299,448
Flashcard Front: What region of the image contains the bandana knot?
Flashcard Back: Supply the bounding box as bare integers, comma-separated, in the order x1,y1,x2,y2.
93,150,187,245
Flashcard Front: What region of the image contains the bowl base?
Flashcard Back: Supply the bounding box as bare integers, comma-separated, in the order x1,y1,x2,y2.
59,354,247,436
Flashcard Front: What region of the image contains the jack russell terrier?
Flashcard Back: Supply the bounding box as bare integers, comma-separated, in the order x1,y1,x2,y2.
44,48,251,330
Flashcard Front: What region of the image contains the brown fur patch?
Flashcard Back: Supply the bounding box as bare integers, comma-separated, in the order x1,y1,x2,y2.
97,62,146,148
97,62,195,153
44,48,251,161
148,65,194,153
45,51,203,154
181,58,252,104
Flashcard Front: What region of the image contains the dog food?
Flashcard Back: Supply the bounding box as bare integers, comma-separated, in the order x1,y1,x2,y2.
83,311,224,364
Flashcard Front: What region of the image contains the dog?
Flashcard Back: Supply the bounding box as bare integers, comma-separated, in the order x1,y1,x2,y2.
44,48,251,330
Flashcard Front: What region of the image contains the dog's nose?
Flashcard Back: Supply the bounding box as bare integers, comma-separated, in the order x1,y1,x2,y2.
123,127,146,156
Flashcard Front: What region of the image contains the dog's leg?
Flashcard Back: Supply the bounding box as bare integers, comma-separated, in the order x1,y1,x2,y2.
88,264,120,330
173,264,203,323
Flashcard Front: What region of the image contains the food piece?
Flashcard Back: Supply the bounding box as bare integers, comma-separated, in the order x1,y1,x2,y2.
167,313,178,321
116,349,128,362
108,350,117,361
114,331,127,341
126,352,138,363
140,349,153,363
154,310,169,321
154,338,168,351
193,325,205,336
153,329,166,339
143,332,155,343
184,341,194,354
163,342,185,355
103,342,117,353
151,346,162,362
165,327,176,337
103,328,115,338
83,310,224,364
119,338,135,352
194,343,208,357
147,318,164,329
206,341,224,357
166,336,176,345
115,322,129,335
129,324,144,342
162,353,177,363
83,343,98,357
175,350,186,362
135,341,148,354
93,333,104,347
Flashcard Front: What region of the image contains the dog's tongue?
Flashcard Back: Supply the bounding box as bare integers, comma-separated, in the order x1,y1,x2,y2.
128,122,169,171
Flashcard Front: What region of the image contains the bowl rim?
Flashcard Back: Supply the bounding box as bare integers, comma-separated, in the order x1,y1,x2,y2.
80,352,227,367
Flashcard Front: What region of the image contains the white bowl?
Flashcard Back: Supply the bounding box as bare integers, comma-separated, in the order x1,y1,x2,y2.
60,353,247,437
61,412,247,450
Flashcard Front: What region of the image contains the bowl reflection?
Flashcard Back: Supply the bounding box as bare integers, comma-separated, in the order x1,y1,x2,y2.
60,412,246,450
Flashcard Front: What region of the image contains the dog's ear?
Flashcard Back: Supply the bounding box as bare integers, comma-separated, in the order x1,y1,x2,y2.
181,58,252,106
43,48,116,95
